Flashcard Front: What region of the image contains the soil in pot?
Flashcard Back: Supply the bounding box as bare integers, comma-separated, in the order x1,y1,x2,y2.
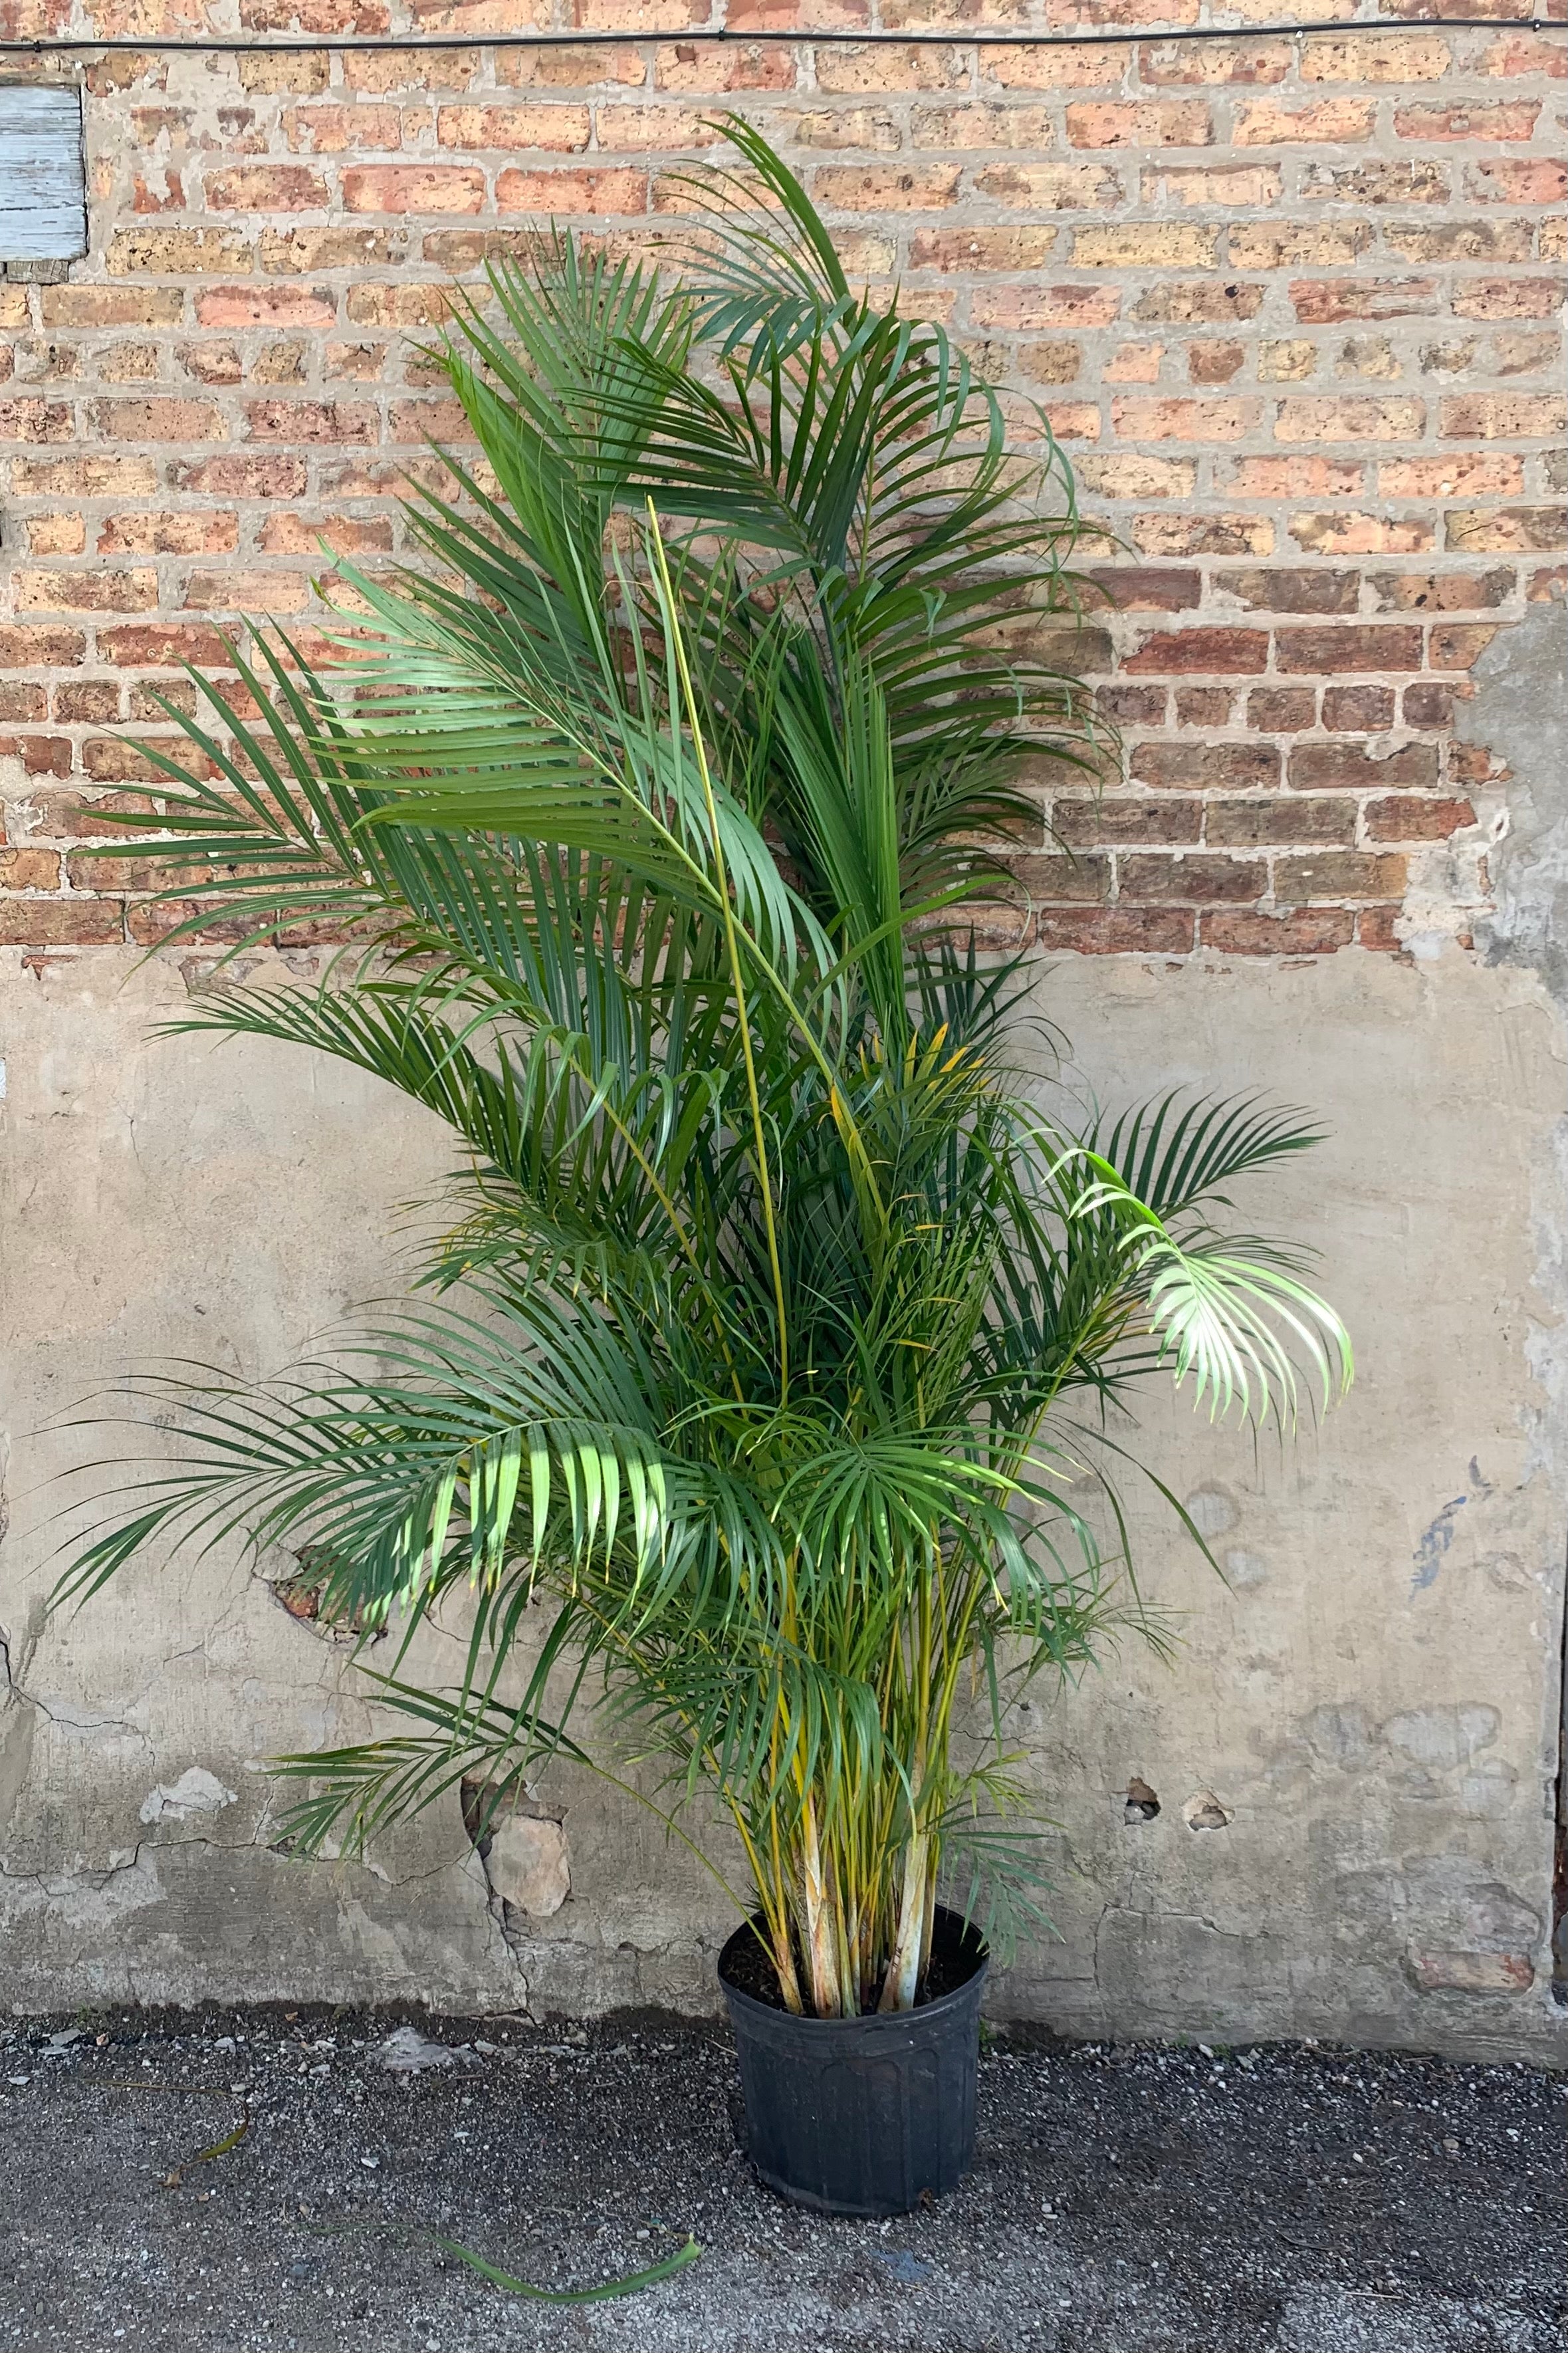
719,1907,988,2218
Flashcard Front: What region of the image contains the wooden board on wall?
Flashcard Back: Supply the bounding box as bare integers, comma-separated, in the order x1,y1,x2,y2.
0,85,87,261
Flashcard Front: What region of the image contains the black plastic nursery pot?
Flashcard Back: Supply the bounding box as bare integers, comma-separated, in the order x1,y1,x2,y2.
717,1907,989,2217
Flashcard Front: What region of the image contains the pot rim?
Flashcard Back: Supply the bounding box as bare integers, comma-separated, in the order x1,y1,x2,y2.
717,1905,989,2034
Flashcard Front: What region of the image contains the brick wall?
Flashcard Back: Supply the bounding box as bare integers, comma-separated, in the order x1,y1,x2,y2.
0,4,1563,958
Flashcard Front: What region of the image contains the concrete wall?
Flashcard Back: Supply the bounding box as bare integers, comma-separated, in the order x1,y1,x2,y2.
1,10,1566,2055
3,929,1565,2059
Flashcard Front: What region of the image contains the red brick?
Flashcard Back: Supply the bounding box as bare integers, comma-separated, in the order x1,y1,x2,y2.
0,400,74,445
1248,689,1317,733
1466,158,1566,205
1275,627,1424,675
195,285,338,328
90,398,224,443
1206,798,1357,848
1355,906,1403,952
1131,743,1281,791
1174,687,1231,729
342,164,485,213
1036,907,1196,954
1402,683,1456,728
244,400,378,445
169,454,311,497
1275,851,1408,901
98,513,239,556
1365,795,1477,842
1288,741,1440,790
1290,279,1440,324
1322,685,1397,731
909,227,1058,271
1065,100,1212,148
1120,854,1262,904
1446,506,1566,554
1124,629,1270,676
497,168,648,213
1429,623,1502,671
1226,569,1360,614
0,737,72,779
0,900,124,946
437,102,590,147
1440,392,1567,439
1113,398,1259,443
206,165,330,209
1396,100,1540,140
0,627,86,668
1089,568,1202,611
1276,396,1426,443
1202,908,1355,954
95,624,235,669
1054,797,1202,846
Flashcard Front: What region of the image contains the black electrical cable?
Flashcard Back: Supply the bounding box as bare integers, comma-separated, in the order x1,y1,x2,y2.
0,17,1557,55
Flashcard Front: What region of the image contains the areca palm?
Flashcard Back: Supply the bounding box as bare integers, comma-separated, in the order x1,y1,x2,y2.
57,122,1349,2019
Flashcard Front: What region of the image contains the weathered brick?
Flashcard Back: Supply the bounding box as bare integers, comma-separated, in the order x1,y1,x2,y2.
99,513,239,556
90,398,225,442
342,165,485,213
1134,514,1274,557
1248,689,1317,732
1288,741,1440,791
0,899,124,947
1207,798,1356,848
195,285,338,328
1369,568,1513,613
1090,568,1202,612
1065,100,1212,148
244,399,378,445
1234,97,1377,143
970,283,1121,329
1124,630,1271,676
1301,32,1450,82
1073,225,1220,269
206,165,330,210
107,227,255,275
974,162,1121,209
1228,223,1372,269
436,103,591,148
1036,907,1196,955
1276,851,1408,901
1131,744,1281,791
1054,797,1202,846
1290,279,1440,324
1113,398,1259,443
1,31,1556,977
1276,627,1424,676
498,168,649,213
1130,281,1264,325
1289,511,1434,556
1445,505,1565,553
1440,392,1567,439
1202,908,1355,954
908,227,1058,271
41,287,185,328
1365,794,1476,842
1322,685,1396,731
1466,158,1567,206
1121,854,1262,904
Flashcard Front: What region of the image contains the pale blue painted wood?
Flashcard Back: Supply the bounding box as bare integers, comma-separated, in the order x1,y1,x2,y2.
0,86,87,261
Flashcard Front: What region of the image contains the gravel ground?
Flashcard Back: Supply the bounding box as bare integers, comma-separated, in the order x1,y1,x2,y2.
1,2005,1563,2353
